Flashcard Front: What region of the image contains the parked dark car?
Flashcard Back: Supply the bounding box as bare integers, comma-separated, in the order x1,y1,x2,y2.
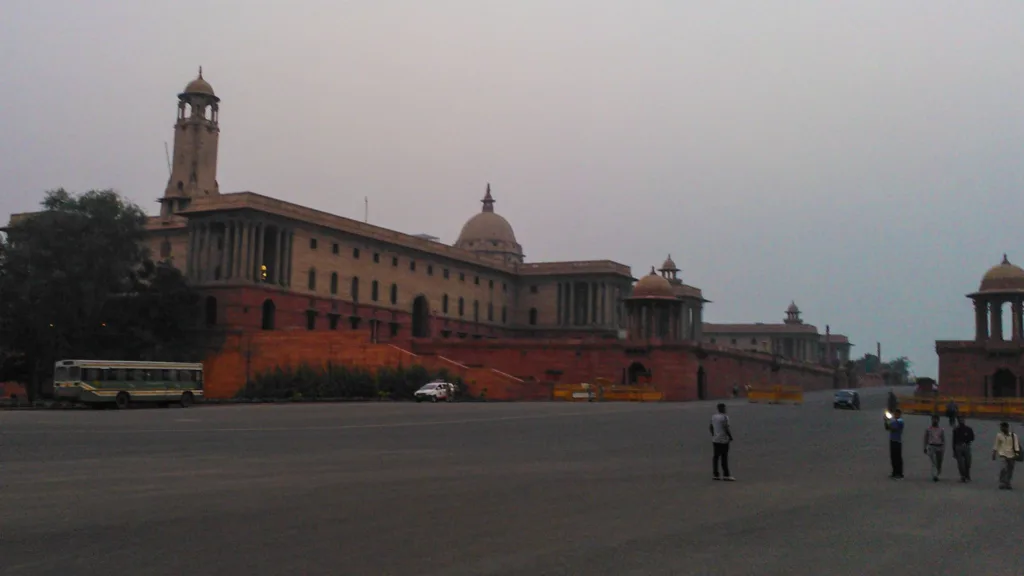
834,389,861,410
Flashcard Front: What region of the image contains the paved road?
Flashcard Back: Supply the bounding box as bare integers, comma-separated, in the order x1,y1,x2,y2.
1,389,1020,575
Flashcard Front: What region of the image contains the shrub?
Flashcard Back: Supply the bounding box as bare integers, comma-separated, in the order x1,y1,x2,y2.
239,363,454,401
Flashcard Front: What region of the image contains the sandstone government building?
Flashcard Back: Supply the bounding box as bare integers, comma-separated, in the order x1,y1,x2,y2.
11,70,860,400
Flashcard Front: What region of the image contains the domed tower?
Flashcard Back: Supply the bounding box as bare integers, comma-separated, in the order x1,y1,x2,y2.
454,184,524,264
626,267,687,341
784,301,803,325
160,67,221,218
969,254,1024,341
658,255,680,283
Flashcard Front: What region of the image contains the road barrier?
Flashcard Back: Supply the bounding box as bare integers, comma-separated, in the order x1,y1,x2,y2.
553,382,663,402
748,385,803,405
896,396,1024,419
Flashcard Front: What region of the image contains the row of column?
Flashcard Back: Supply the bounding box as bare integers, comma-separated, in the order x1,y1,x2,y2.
773,337,813,362
556,281,621,327
186,219,293,287
974,298,1024,341
624,300,703,341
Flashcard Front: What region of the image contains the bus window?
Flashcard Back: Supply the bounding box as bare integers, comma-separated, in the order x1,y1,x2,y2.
163,369,176,381
69,366,81,382
116,369,127,381
179,370,193,382
194,371,203,387
54,367,69,382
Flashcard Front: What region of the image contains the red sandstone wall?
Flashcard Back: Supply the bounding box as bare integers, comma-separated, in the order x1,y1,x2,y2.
937,342,1024,397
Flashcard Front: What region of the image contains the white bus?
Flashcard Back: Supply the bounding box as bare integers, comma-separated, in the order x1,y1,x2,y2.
52,359,204,409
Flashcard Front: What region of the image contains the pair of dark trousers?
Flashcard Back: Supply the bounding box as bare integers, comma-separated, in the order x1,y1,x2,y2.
954,443,972,479
713,442,731,477
890,441,903,477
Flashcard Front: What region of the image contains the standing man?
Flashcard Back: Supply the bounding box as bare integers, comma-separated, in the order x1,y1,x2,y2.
710,403,735,482
992,422,1021,490
923,415,946,482
885,408,905,479
952,416,975,483
945,399,958,427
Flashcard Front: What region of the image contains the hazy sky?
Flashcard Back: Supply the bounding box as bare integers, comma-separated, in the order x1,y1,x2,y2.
3,1,1024,377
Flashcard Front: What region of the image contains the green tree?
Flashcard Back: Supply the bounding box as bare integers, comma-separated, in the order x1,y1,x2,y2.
0,189,203,399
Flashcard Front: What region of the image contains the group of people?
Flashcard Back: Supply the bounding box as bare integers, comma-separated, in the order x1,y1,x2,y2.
710,393,1023,491
885,408,1022,489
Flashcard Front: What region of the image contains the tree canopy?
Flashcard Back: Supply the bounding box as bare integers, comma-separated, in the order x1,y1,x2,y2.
0,189,203,399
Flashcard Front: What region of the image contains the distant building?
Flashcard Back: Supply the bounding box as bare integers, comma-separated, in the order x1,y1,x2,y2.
703,302,852,364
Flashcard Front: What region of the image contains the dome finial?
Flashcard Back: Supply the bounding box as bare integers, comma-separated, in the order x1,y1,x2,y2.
1003,253,1010,265
481,183,495,213
650,266,656,275
198,65,203,78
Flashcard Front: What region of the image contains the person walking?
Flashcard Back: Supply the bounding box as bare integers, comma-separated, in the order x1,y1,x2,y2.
992,422,1021,490
945,399,958,427
710,403,735,481
923,415,946,482
885,408,905,479
952,416,975,482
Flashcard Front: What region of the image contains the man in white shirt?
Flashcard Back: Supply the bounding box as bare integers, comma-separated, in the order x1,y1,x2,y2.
992,421,1021,490
710,403,735,481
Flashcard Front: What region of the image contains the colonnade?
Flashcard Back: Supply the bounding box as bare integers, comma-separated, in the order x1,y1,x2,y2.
974,297,1024,341
555,281,623,328
624,299,703,341
186,219,294,287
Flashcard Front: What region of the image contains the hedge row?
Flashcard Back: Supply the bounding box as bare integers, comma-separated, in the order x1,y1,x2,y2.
239,363,464,400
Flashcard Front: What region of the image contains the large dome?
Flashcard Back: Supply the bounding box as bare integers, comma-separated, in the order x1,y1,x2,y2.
182,68,216,97
979,254,1024,292
629,268,676,300
454,184,523,264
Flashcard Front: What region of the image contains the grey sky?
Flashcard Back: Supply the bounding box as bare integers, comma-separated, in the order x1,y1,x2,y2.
3,1,1023,377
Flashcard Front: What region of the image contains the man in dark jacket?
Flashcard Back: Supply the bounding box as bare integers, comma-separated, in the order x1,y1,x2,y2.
952,416,975,482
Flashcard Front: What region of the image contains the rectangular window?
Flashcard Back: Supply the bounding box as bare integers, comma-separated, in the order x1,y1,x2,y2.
374,253,380,263
306,311,317,330
489,280,494,289
530,285,538,294
68,366,81,381
353,248,361,259
392,256,398,267
328,314,340,330
444,268,450,279
474,276,480,285
427,265,433,276
179,370,194,382
409,261,416,272
55,367,69,381
502,282,507,293
332,243,339,255
460,273,465,282
310,238,318,249
390,323,399,337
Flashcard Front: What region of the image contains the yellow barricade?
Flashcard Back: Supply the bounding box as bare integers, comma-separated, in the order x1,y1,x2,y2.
748,385,803,405
895,396,1024,419
552,383,663,402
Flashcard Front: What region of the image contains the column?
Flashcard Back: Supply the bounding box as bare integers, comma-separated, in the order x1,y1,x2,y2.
566,282,573,327
992,299,1004,341
1014,299,1023,341
185,226,196,279
203,223,213,281
286,230,294,287
217,222,228,281
254,223,265,282
241,222,251,280
600,283,607,326
231,221,240,279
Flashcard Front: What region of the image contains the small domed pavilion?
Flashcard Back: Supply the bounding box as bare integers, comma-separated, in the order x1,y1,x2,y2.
968,254,1024,341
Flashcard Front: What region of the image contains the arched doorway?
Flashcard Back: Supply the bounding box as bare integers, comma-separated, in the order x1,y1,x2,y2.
204,296,218,326
992,369,1018,397
412,295,430,338
261,299,276,330
627,362,647,385
697,366,707,400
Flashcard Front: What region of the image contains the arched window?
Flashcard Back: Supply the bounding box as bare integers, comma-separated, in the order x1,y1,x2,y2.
261,299,276,330
442,294,449,314
390,283,398,305
204,296,217,326
351,277,360,302
458,297,464,317
307,268,317,291
330,272,338,295
487,303,493,321
529,308,538,325
371,280,379,301
473,300,479,322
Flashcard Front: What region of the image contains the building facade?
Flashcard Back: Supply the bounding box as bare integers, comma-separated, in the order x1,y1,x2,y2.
703,302,852,365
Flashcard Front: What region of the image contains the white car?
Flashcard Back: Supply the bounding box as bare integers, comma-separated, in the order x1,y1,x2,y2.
414,382,455,403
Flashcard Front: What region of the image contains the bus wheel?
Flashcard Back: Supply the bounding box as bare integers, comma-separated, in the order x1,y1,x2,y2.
115,392,130,410
180,392,194,408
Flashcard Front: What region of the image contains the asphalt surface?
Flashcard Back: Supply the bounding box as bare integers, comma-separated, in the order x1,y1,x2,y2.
1,388,1021,576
